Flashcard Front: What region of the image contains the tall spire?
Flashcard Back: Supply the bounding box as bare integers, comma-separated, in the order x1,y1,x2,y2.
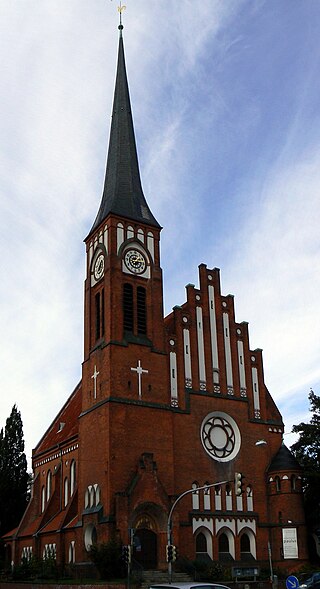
89,25,160,237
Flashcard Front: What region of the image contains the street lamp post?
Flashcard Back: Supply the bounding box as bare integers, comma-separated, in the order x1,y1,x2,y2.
167,480,230,584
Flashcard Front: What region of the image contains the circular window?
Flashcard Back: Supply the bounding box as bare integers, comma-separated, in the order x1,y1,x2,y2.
200,412,241,462
84,523,97,552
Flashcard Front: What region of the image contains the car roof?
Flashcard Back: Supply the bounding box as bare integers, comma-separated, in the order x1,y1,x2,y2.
149,584,231,589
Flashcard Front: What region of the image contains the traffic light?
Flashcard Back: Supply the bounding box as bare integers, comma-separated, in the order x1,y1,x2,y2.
166,544,178,562
166,544,173,562
122,545,131,565
172,545,178,562
234,472,244,496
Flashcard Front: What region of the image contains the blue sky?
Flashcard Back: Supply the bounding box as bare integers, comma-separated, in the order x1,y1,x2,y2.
1,0,320,466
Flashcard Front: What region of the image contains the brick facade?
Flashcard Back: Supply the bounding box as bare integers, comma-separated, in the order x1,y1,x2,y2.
3,27,308,577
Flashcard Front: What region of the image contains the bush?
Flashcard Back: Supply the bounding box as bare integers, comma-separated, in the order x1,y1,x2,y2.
89,538,126,580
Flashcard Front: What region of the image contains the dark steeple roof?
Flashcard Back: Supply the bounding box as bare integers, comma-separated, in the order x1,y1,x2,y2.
88,27,160,237
268,444,302,473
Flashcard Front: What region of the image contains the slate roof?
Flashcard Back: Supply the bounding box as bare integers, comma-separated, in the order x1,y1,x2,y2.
33,382,81,458
88,29,160,238
268,443,302,472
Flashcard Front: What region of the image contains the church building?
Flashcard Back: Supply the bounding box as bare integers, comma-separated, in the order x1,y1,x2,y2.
4,21,308,575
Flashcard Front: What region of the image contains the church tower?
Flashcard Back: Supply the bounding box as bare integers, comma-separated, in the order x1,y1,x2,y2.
82,25,167,409
77,24,172,561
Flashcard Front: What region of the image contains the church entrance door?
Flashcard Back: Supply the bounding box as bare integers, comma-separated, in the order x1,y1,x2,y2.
134,528,157,569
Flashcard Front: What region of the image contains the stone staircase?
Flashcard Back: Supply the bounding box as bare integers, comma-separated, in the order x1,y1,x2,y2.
141,569,194,589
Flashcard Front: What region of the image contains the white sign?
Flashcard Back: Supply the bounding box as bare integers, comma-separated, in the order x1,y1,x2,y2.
282,528,298,559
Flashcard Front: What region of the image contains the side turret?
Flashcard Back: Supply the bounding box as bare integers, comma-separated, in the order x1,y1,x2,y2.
267,444,308,565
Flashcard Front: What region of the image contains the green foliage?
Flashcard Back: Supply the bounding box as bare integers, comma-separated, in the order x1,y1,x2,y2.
205,563,229,581
10,554,59,582
291,390,320,526
0,405,29,536
89,538,125,580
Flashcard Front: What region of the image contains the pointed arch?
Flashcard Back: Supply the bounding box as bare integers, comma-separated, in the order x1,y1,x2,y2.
246,485,253,511
64,477,69,507
215,485,222,510
291,474,297,491
240,528,256,560
225,483,232,510
70,460,76,496
46,470,52,501
195,526,213,559
218,528,235,560
41,485,46,513
204,482,211,510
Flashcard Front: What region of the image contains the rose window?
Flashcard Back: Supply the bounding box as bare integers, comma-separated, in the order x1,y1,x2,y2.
200,412,241,462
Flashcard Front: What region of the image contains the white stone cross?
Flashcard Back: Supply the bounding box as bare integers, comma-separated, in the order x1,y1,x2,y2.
91,365,100,399
131,360,148,398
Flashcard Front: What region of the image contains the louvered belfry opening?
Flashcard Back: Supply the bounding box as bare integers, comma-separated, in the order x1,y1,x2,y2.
123,283,147,336
137,286,146,335
123,283,134,332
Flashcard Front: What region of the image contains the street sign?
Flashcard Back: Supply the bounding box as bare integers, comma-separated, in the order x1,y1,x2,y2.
286,576,299,589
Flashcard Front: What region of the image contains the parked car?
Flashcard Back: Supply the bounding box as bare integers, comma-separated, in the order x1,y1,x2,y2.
299,572,320,589
149,584,231,589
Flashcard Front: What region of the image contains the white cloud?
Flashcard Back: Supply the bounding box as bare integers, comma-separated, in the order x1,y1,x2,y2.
0,0,319,466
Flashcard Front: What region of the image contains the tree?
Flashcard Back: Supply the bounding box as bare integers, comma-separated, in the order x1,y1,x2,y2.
291,389,320,562
0,405,29,537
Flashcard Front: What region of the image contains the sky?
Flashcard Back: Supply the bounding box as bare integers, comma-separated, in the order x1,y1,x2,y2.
1,0,320,467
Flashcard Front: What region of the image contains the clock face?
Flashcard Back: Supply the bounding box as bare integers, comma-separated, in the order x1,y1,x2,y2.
93,253,105,281
124,249,146,274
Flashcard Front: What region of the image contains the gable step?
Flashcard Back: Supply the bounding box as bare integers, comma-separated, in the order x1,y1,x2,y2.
141,569,194,589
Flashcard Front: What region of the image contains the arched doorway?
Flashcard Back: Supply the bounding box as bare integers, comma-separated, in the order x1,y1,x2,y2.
134,528,157,569
131,503,167,570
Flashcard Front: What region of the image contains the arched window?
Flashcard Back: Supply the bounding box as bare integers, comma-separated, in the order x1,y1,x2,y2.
240,533,251,560
127,225,134,240
137,287,147,335
275,476,281,492
192,482,200,510
70,460,76,496
46,470,52,502
218,529,235,560
239,528,256,560
123,284,134,332
68,541,75,564
137,228,144,242
195,527,213,558
215,486,222,510
226,484,232,510
64,477,69,507
95,289,104,340
89,485,95,507
218,533,231,561
41,485,46,513
204,483,211,510
291,474,297,491
196,532,207,553
94,484,101,506
246,485,253,511
84,488,89,509
123,283,147,336
84,523,97,552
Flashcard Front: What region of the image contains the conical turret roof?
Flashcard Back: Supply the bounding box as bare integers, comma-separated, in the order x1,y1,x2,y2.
88,28,160,238
268,444,302,472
